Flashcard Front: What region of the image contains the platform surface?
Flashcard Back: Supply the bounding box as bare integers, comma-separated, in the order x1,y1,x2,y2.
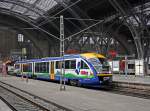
113,74,150,85
0,99,12,111
0,75,150,111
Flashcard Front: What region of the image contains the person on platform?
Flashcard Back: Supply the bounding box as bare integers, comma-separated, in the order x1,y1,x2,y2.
2,63,7,76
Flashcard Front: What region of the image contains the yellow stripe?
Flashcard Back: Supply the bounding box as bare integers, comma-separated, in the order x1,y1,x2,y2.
81,53,105,59
97,74,112,76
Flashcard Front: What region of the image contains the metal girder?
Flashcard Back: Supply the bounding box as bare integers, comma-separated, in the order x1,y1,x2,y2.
22,0,41,15
38,0,81,26
0,0,45,15
0,8,34,24
0,8,60,40
36,0,83,38
65,31,125,55
109,0,143,59
0,0,60,29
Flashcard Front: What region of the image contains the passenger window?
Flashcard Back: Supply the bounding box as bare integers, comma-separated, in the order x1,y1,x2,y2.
56,61,64,69
15,64,20,69
81,61,89,69
70,60,76,69
65,60,76,69
23,63,32,72
35,62,49,73
56,61,59,69
35,63,39,72
56,61,62,69
148,64,150,69
65,60,70,69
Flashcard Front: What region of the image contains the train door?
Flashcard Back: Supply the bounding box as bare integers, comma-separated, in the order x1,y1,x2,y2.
32,62,35,77
21,64,23,75
50,62,55,80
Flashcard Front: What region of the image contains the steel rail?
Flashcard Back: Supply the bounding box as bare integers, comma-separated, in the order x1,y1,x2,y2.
0,81,72,111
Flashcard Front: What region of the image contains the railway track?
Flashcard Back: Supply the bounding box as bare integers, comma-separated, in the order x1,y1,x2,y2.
83,83,150,99
0,81,71,111
109,82,150,99
108,87,150,99
0,79,150,111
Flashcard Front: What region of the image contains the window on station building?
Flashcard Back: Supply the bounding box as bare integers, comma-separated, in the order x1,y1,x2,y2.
18,34,24,42
128,64,135,69
81,60,89,69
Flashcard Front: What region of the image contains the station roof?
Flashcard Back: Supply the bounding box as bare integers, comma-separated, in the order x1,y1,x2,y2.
0,0,149,42
0,0,59,20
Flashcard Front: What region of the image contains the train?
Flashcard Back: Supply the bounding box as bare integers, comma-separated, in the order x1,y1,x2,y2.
109,59,150,75
14,53,112,87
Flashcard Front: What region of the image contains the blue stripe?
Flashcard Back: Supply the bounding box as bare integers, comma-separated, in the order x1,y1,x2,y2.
16,55,81,64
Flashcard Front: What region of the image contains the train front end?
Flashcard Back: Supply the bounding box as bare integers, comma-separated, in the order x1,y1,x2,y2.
81,53,113,86
96,56,112,86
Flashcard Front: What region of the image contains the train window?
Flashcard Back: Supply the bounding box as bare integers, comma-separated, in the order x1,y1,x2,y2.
23,63,32,72
65,60,70,69
81,60,89,69
56,61,61,69
41,62,46,73
56,61,64,69
148,64,150,69
70,60,76,69
128,64,135,69
46,62,49,73
37,62,49,73
23,64,27,72
35,63,40,72
15,64,20,69
98,58,109,66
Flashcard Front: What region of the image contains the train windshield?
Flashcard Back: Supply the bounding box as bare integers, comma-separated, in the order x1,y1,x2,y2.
87,58,110,73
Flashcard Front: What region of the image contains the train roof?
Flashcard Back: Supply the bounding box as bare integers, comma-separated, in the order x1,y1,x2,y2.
81,53,105,59
15,53,105,64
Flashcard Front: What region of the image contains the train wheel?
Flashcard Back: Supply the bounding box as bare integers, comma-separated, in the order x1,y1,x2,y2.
69,79,81,87
32,75,37,79
70,79,77,86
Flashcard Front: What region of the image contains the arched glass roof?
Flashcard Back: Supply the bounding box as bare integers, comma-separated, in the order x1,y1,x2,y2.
128,2,150,26
0,0,59,19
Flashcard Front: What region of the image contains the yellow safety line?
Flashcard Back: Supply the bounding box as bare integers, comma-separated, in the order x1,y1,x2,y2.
97,74,112,76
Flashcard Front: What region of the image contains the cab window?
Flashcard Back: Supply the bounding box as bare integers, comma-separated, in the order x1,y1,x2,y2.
81,60,89,69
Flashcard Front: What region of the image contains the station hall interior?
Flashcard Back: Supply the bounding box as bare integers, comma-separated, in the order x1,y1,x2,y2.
0,0,149,76
0,0,150,111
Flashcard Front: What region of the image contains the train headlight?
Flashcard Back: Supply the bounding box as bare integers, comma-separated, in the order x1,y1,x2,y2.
103,77,110,81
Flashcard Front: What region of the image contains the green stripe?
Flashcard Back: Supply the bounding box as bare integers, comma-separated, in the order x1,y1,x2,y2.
65,73,94,79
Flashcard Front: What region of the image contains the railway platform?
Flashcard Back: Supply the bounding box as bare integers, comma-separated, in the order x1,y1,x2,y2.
113,74,150,90
0,74,150,111
0,99,12,111
113,74,150,85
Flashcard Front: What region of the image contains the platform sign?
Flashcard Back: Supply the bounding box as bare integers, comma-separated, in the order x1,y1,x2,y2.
112,61,120,72
135,59,144,76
